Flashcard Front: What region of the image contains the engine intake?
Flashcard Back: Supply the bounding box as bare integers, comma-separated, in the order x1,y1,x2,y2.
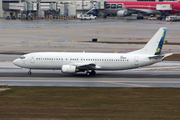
61,65,77,74
117,10,131,17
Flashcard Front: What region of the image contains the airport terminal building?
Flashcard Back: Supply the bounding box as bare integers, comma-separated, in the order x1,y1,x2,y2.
0,0,179,18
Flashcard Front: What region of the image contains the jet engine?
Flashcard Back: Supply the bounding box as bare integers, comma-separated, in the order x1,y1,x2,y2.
61,65,77,73
117,10,131,17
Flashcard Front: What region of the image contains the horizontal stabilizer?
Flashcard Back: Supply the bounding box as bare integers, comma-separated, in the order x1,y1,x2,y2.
149,53,173,60
162,53,173,59
149,55,163,59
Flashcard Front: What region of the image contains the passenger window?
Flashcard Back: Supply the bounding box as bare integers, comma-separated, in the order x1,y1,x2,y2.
117,4,122,9
111,4,116,9
106,4,110,9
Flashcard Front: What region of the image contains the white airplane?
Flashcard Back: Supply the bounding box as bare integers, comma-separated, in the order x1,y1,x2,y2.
13,27,172,76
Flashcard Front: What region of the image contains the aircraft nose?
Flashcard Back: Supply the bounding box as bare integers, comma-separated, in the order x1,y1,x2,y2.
13,59,20,66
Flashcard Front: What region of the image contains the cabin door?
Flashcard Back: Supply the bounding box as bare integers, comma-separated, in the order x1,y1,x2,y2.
31,54,35,63
134,56,139,65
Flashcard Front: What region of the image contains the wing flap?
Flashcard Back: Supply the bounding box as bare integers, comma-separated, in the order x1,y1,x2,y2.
69,63,100,70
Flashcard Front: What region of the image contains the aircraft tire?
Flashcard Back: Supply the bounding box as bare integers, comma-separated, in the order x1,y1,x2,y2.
86,72,91,76
28,71,32,75
137,16,143,19
91,70,96,75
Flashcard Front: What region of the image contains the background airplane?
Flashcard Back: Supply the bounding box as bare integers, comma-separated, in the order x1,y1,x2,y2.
99,1,180,19
13,27,172,76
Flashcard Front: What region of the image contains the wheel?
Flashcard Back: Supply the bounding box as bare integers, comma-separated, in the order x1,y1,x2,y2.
28,71,32,75
86,72,91,76
90,70,96,75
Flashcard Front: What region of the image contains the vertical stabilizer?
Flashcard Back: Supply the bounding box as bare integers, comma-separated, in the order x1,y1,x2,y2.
128,27,167,55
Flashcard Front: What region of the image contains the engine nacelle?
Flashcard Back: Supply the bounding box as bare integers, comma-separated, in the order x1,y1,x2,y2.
117,10,131,17
61,65,77,74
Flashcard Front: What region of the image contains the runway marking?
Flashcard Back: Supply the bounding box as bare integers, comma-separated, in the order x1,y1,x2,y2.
49,20,55,26
102,81,151,87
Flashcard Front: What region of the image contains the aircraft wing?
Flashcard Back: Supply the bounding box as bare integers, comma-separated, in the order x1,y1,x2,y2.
126,8,150,14
69,63,101,70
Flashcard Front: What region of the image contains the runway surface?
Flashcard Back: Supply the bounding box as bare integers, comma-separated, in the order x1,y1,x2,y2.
0,61,180,87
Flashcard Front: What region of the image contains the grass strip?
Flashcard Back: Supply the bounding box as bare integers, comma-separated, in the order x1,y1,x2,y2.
0,52,25,55
0,87,180,120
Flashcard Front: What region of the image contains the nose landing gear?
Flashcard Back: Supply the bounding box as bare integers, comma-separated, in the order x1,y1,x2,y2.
28,69,32,75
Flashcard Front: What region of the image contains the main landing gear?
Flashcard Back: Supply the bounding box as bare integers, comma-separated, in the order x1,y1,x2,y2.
28,69,32,75
137,16,144,19
137,13,144,19
86,70,96,76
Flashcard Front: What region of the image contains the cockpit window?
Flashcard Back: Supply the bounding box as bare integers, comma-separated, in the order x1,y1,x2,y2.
20,56,25,59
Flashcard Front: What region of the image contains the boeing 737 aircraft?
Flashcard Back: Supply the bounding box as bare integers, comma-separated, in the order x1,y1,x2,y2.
13,27,172,76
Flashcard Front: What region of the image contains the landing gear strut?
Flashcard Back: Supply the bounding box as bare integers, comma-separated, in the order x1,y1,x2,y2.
103,14,107,18
28,69,32,75
137,13,144,19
